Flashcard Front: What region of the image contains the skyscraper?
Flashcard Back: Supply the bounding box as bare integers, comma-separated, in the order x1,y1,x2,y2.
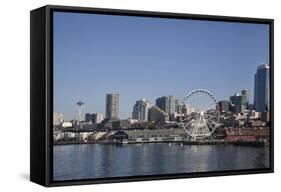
230,90,249,113
85,113,104,123
168,96,179,114
95,113,104,123
254,64,270,112
156,96,179,115
156,96,169,113
85,113,92,122
132,98,151,121
106,93,119,119
53,112,64,126
92,113,104,123
218,100,230,113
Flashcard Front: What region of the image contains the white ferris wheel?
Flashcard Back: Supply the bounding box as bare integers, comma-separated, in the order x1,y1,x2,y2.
179,89,220,140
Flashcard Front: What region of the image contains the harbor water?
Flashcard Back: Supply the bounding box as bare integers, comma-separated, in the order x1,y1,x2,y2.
53,143,270,181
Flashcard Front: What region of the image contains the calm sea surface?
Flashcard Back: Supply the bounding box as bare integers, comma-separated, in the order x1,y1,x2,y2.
53,143,269,181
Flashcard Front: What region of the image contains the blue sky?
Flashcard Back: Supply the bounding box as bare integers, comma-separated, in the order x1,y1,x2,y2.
53,11,269,120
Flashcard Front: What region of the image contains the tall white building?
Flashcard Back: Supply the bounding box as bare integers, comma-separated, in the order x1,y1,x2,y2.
53,112,63,126
132,98,151,121
106,93,119,119
95,113,104,123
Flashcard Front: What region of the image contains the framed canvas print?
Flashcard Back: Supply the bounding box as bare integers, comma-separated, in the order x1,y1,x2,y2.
30,5,274,187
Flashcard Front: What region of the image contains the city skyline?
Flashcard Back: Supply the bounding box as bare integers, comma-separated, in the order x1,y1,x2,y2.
54,84,260,122
53,11,269,120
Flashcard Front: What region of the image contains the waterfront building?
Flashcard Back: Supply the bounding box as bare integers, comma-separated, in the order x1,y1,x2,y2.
218,100,230,113
241,89,249,103
249,120,267,127
226,127,269,142
148,106,169,123
178,104,195,114
53,112,63,126
132,98,151,121
112,119,135,130
94,113,104,123
220,115,239,127
261,111,270,122
156,96,169,112
248,104,255,110
110,129,186,142
156,96,179,115
85,113,92,122
230,90,249,113
168,96,179,114
62,122,72,128
254,64,270,112
247,110,261,120
79,122,95,130
178,104,186,114
127,118,139,124
102,119,119,130
85,112,104,124
105,93,119,120
169,113,181,122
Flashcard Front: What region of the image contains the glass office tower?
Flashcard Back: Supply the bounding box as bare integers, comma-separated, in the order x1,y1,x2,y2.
254,64,270,112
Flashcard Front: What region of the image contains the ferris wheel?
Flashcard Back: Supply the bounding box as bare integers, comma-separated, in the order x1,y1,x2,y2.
179,89,220,140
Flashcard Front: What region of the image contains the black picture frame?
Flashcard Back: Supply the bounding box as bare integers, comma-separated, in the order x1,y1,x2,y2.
30,5,274,187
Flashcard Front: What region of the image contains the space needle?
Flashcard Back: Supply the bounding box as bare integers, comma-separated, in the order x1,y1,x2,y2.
76,100,84,122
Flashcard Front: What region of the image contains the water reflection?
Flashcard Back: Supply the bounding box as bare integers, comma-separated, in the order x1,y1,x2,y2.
53,143,269,181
